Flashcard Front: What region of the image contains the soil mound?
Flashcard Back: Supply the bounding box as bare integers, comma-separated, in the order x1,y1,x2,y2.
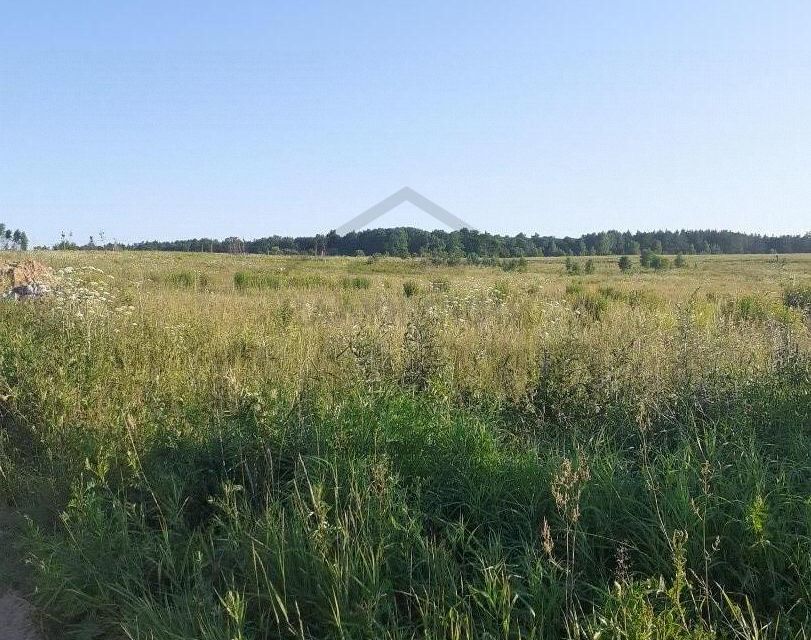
2,260,52,288
1,260,53,300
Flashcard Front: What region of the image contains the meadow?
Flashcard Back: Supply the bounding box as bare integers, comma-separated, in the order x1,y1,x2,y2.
1,250,810,639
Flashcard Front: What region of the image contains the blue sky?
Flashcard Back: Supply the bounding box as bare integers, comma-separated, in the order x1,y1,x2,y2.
1,1,810,246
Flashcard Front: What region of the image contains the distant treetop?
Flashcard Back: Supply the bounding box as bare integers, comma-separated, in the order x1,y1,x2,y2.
117,227,811,258
0,224,28,251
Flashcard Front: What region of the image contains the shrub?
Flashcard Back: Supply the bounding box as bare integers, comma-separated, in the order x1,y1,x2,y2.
501,257,528,272
491,280,510,303
565,282,584,296
598,286,625,301
584,259,595,274
402,280,419,298
565,256,581,275
618,256,633,272
627,288,661,309
570,290,609,320
165,270,208,289
729,295,771,323
341,276,371,290
402,309,446,390
641,251,670,270
651,255,671,270
233,271,281,291
287,274,329,289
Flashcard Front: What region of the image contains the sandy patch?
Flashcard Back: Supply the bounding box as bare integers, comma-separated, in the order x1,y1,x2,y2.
0,590,41,640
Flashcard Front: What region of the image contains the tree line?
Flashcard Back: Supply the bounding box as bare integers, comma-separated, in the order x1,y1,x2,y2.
0,224,29,251
118,227,811,257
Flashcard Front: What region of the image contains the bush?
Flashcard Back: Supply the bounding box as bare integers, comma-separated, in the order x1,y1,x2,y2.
402,280,419,297
584,259,595,274
641,250,670,270
234,271,275,290
165,270,208,289
674,252,687,268
491,280,510,303
729,295,772,323
598,286,625,301
341,276,371,290
570,290,609,320
618,256,632,272
501,257,528,272
565,256,581,275
565,281,584,296
651,255,670,270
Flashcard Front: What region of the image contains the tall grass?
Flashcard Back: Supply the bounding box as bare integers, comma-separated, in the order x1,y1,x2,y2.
1,252,810,638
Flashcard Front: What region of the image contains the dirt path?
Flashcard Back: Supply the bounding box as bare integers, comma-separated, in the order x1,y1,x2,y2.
0,507,44,640
0,590,42,640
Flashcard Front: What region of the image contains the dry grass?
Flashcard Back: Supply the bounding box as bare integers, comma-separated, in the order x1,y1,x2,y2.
0,251,809,638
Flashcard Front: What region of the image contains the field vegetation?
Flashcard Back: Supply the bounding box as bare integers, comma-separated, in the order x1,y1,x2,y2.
1,251,810,638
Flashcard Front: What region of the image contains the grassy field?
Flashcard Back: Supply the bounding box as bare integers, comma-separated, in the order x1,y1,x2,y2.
1,251,810,638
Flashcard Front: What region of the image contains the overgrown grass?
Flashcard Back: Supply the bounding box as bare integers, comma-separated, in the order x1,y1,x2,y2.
1,252,810,638
164,269,209,290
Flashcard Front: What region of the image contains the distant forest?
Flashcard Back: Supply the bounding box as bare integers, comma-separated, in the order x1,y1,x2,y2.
0,224,29,251
116,228,811,258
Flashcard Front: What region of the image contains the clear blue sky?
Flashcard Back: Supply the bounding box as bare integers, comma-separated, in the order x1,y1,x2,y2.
2,1,810,246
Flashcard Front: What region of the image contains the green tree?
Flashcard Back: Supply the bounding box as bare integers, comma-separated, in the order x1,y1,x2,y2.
618,255,632,272
386,229,410,258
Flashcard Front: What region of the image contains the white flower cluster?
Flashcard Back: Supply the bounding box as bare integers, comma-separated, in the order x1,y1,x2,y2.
49,266,135,323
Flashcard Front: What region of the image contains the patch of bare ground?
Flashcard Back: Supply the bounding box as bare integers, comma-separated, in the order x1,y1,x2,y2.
0,509,43,640
0,591,41,640
0,260,52,289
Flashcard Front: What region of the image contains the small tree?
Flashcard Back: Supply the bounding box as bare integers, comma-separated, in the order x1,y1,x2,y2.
584,259,595,274
386,229,410,258
674,252,687,268
618,255,632,272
